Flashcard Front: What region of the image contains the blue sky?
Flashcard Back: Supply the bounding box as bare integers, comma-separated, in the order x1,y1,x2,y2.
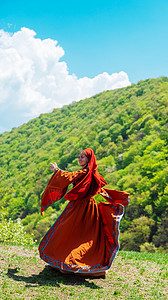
0,0,168,133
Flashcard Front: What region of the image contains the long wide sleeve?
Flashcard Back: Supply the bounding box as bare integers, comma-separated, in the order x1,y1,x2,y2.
41,169,87,215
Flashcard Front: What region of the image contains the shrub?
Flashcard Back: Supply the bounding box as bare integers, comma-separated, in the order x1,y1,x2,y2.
140,242,157,253
0,218,36,246
120,216,155,251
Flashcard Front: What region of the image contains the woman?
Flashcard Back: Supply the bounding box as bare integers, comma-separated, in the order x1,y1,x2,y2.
39,148,129,276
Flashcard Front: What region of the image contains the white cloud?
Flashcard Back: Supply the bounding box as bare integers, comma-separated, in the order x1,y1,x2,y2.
0,27,131,133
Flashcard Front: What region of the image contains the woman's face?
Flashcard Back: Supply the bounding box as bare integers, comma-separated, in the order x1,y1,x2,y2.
78,151,89,168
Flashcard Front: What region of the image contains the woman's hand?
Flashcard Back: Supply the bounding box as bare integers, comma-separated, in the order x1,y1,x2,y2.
49,162,58,172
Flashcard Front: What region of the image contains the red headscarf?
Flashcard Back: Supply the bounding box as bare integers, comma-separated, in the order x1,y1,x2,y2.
65,148,107,201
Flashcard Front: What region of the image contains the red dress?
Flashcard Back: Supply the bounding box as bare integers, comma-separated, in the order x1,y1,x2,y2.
39,167,129,275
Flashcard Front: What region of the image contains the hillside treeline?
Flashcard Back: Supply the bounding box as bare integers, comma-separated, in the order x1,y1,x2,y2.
0,76,168,252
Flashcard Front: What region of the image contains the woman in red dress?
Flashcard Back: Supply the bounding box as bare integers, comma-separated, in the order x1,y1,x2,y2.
39,148,129,276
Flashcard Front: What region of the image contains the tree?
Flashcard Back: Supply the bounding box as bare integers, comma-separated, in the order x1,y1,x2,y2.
120,216,155,251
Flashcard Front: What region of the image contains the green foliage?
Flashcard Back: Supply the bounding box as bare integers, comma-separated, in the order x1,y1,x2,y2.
0,218,35,246
120,216,155,251
97,155,115,177
0,76,168,250
152,208,168,250
140,242,157,253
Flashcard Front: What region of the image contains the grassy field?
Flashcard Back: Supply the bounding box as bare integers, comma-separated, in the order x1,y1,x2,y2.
0,244,167,299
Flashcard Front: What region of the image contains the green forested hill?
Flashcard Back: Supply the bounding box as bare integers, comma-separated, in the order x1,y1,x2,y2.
0,76,168,251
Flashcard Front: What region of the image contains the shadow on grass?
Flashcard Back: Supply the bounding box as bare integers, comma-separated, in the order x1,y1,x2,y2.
7,266,102,289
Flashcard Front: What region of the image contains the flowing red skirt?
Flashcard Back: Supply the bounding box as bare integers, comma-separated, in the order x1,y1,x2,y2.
39,196,125,275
